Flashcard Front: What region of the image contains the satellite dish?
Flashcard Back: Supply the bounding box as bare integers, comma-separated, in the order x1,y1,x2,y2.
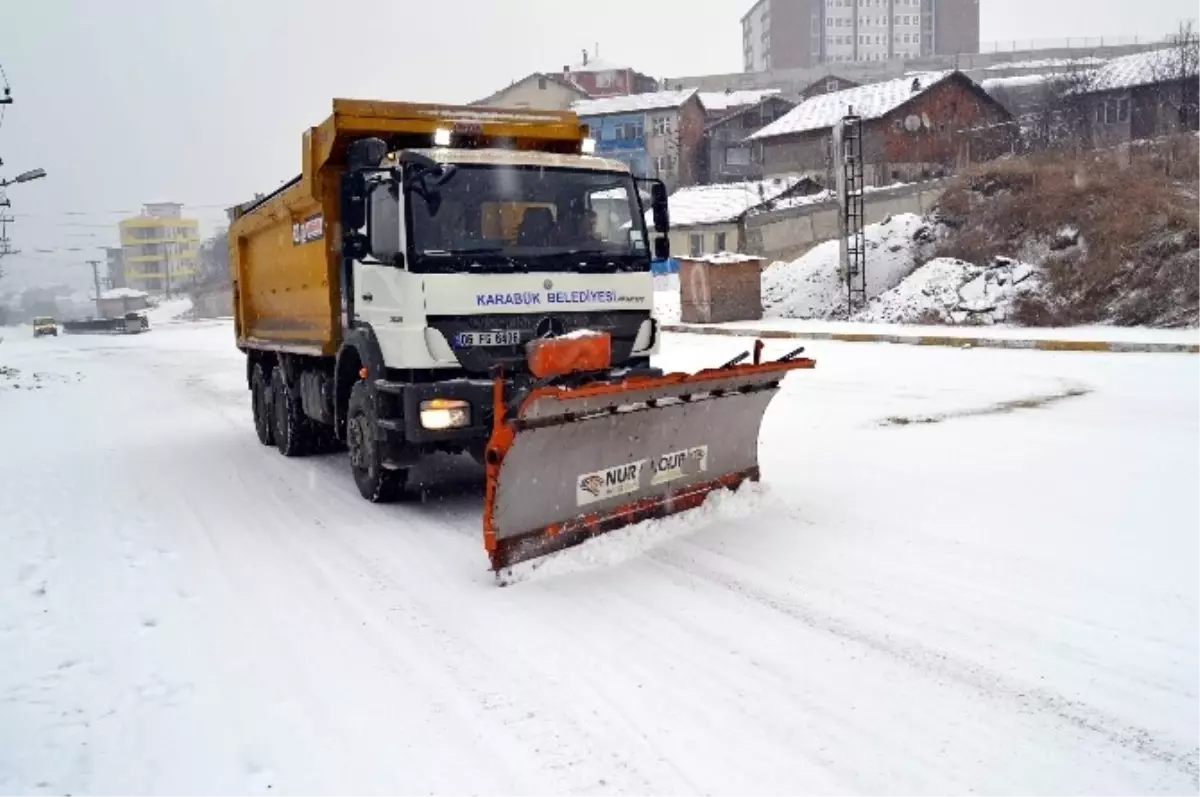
904,114,921,132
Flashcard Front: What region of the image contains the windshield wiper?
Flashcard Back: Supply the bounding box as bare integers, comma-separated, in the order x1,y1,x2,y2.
535,249,640,272
421,248,528,272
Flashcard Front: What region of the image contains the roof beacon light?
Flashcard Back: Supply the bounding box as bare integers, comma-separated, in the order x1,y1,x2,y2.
581,137,597,155
433,128,452,147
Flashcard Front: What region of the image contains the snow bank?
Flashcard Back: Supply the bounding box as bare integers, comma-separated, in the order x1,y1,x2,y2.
858,256,1040,324
762,213,925,319
146,297,193,324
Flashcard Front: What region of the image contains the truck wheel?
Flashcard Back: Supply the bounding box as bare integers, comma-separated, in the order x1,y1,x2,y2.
251,363,274,446
346,380,406,502
271,366,315,457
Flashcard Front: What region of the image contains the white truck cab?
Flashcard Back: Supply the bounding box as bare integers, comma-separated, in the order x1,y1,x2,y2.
347,146,662,375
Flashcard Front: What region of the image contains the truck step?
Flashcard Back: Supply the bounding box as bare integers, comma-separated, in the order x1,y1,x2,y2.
377,418,404,432
374,379,408,395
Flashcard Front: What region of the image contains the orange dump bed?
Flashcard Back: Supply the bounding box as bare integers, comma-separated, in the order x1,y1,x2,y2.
227,99,586,356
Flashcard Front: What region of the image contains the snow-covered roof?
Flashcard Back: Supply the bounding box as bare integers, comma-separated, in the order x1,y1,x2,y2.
981,73,1050,92
664,175,812,227
99,288,148,300
1086,47,1199,93
984,56,1107,72
748,71,954,140
699,89,781,113
572,89,698,117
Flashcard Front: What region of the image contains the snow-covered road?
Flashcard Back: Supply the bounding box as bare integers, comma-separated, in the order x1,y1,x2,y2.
2,321,1197,795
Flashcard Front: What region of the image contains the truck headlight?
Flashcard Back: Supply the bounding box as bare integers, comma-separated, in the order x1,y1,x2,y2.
420,398,471,430
433,128,452,147
581,137,597,154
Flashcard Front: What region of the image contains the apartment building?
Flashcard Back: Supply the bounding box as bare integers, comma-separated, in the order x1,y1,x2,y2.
117,202,200,295
572,89,707,190
741,0,979,71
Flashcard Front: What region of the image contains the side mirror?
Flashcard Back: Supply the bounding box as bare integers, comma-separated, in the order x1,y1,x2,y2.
650,181,669,233
348,137,388,171
368,182,402,264
653,236,670,260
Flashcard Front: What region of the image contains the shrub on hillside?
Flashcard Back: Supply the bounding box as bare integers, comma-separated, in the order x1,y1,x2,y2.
932,137,1199,327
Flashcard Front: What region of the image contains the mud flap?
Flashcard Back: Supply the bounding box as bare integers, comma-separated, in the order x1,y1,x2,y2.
483,350,815,572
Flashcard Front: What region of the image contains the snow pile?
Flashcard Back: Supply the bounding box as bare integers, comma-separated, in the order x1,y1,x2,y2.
99,287,149,300
654,288,681,323
146,297,193,324
761,213,926,319
858,256,1041,324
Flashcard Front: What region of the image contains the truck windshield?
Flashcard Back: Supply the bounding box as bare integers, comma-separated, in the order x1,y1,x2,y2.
406,164,650,273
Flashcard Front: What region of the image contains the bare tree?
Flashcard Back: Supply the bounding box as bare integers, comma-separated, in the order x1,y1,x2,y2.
1147,21,1200,138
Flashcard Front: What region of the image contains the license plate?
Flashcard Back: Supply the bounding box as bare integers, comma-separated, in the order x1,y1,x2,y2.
454,330,522,348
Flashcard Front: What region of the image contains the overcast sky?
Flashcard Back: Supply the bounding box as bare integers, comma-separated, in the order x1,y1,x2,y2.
0,0,1195,292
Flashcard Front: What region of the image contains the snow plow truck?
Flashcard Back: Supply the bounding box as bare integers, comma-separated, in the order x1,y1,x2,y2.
228,98,815,572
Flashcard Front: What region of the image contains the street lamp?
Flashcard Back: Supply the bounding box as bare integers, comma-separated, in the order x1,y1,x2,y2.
0,167,47,187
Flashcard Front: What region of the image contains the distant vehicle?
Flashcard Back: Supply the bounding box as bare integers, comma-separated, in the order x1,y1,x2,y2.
32,316,58,337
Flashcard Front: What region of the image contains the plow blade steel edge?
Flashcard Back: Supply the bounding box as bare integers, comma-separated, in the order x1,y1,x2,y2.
486,368,792,571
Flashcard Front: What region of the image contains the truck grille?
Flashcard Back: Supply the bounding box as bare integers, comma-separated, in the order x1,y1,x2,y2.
427,311,650,374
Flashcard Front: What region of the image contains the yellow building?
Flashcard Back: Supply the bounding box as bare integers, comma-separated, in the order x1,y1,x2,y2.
118,202,201,294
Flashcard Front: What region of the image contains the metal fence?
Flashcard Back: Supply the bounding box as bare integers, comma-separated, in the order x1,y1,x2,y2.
978,33,1189,53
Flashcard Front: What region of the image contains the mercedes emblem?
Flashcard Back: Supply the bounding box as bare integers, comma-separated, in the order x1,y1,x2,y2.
535,317,566,339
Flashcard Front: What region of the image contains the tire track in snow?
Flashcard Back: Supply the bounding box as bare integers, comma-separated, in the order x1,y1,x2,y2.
650,546,1200,785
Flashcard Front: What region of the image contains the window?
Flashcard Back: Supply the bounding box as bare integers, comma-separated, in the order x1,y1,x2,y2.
714,232,728,251
538,77,547,90
826,78,840,91
654,155,674,174
1102,97,1131,124
725,146,751,165
651,116,671,136
689,234,703,257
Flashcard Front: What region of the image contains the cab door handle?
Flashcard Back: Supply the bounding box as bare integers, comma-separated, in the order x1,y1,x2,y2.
361,293,374,302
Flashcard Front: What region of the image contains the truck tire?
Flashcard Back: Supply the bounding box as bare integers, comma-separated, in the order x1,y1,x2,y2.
251,363,274,446
271,366,316,457
346,380,406,502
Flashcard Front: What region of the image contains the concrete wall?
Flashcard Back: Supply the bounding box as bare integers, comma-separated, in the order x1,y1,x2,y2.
744,179,947,263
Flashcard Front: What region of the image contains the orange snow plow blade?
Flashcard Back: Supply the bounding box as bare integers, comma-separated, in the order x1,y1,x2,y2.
483,335,816,572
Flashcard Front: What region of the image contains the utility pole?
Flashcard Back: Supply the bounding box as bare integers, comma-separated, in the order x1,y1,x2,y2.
87,259,103,316
0,210,17,258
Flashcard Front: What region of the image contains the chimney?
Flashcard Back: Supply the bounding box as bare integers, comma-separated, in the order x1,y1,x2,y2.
563,64,570,78
582,48,588,66
911,77,921,92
